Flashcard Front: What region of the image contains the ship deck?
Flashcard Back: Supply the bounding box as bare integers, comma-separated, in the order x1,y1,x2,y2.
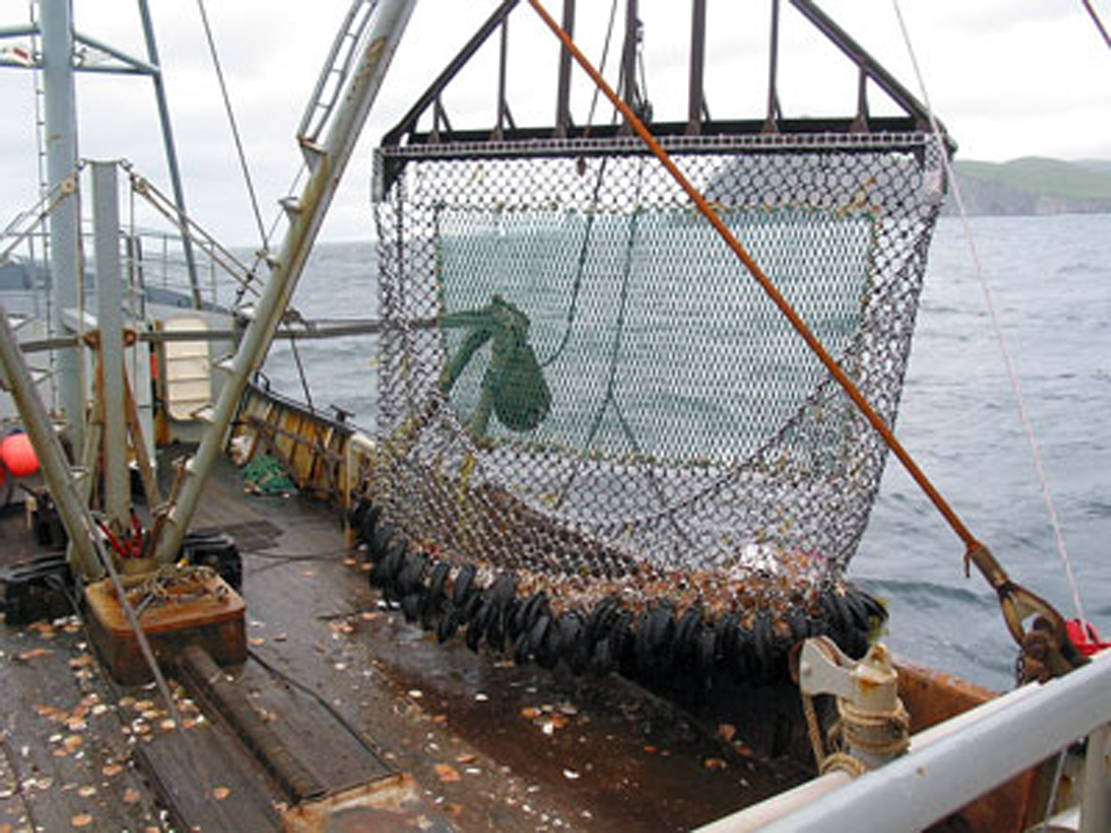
0,450,818,832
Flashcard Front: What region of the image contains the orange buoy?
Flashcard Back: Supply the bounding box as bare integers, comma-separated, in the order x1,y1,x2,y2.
1,433,39,477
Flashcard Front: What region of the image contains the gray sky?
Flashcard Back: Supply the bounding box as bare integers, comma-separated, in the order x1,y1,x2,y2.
1,0,1108,245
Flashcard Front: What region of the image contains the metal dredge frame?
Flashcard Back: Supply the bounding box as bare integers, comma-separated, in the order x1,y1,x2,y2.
363,2,949,675
373,132,946,586
377,0,947,192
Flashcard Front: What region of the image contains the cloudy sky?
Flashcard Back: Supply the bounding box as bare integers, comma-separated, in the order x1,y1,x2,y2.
1,0,1107,246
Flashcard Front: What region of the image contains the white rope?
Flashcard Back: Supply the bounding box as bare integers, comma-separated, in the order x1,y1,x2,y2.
890,0,1087,625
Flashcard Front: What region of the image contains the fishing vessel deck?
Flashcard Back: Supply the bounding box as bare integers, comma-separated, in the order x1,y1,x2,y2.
0,449,833,832
0,435,1082,833
2,2,1107,830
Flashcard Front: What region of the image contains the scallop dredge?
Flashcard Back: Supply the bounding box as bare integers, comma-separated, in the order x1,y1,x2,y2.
346,57,947,688
351,497,885,684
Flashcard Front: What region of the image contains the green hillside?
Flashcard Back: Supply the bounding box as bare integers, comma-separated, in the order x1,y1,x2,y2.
1077,159,1111,176
953,157,1111,201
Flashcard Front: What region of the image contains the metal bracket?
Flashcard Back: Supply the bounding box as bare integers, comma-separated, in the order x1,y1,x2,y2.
797,637,908,770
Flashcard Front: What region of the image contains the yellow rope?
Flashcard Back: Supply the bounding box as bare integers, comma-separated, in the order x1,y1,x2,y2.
838,697,911,758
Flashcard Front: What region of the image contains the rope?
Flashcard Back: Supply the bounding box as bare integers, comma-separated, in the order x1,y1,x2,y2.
527,0,982,557
837,697,911,758
820,752,868,777
248,647,387,761
195,0,270,253
801,688,910,776
890,0,1087,626
245,162,311,295
801,690,828,770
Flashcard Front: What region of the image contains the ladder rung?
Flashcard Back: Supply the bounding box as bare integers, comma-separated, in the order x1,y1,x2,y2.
298,139,327,171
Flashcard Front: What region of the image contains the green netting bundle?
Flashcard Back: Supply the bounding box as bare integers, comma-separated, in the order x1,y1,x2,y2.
440,295,551,436
241,455,296,496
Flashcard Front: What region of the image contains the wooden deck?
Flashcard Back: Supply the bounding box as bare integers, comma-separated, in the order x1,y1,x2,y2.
0,453,813,832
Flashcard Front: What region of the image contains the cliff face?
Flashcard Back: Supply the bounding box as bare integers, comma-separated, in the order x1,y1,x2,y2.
944,158,1111,216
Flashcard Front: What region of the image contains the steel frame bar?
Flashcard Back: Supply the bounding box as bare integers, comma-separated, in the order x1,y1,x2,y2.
377,0,952,194
787,0,935,130
765,0,780,131
687,0,705,135
380,0,520,148
0,304,102,579
0,24,40,39
383,117,924,155
554,0,575,138
73,30,157,75
494,16,508,141
621,0,637,111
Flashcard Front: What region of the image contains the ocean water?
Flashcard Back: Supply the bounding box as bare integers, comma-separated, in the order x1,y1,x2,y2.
265,213,1111,692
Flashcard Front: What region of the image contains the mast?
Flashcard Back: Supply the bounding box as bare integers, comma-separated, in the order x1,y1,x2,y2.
152,0,419,564
41,0,84,454
29,0,206,453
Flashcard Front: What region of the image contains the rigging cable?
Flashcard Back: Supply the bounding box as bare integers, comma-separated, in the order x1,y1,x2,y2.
1080,0,1111,48
244,162,311,296
195,0,270,253
585,0,622,134
890,0,1088,626
289,333,317,414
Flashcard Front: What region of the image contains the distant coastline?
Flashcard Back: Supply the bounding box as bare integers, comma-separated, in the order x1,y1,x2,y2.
944,157,1111,216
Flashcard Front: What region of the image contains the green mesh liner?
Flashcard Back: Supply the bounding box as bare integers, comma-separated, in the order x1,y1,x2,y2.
372,133,947,578
437,206,873,465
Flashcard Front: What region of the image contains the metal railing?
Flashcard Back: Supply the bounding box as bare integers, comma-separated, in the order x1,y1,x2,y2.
702,651,1111,833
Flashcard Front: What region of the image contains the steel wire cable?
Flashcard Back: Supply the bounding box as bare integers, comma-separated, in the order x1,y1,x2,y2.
1080,0,1111,48
195,0,270,254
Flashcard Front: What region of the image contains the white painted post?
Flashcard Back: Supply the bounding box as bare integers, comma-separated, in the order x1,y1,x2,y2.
91,161,130,527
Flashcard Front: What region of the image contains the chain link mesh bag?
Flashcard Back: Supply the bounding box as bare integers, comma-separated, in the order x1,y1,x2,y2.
364,132,947,681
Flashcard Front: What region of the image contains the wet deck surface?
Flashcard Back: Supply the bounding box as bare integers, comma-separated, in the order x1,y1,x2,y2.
0,456,811,832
